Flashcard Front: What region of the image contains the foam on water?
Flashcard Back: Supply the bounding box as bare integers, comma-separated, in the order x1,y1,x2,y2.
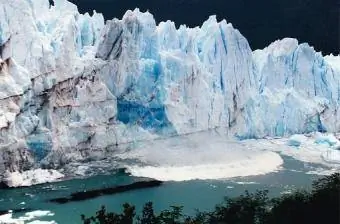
118,132,340,181
126,152,282,181
306,168,340,176
118,132,284,181
0,210,56,224
234,182,259,185
26,221,56,224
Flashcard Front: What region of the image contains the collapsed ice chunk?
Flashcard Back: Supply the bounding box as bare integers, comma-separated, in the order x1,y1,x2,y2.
314,133,340,147
287,134,308,147
4,169,64,187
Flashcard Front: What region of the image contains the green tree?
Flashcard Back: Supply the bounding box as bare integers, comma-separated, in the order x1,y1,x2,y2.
81,173,340,224
309,173,340,224
137,202,157,224
157,205,185,224
208,190,270,224
268,191,309,224
81,204,136,224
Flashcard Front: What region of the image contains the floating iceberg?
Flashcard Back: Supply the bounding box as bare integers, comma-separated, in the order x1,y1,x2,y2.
314,133,340,147
287,134,308,147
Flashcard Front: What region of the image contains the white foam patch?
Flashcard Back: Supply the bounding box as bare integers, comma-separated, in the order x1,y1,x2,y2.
280,190,293,195
118,131,340,181
0,210,56,224
27,221,56,224
118,132,284,181
234,181,259,185
306,168,340,176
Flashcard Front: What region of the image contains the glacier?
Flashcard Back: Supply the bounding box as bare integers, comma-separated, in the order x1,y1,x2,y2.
0,0,339,186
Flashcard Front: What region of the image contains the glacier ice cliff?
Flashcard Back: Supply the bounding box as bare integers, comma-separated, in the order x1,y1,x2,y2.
0,0,339,184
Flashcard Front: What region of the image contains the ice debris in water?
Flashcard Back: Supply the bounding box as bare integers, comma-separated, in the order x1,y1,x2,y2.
314,133,340,147
287,135,308,147
4,169,64,188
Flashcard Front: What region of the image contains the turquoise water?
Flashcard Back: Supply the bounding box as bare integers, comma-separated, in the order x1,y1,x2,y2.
0,156,322,224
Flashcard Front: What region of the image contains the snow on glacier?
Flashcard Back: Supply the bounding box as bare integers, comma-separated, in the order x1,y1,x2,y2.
0,0,339,185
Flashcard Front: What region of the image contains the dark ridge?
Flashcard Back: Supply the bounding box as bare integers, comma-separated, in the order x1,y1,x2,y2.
69,0,339,55
116,167,130,175
0,182,9,189
49,180,163,204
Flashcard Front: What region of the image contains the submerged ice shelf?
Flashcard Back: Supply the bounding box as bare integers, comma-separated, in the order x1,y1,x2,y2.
0,0,339,186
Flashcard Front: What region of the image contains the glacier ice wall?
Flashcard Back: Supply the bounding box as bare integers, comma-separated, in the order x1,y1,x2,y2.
249,39,340,138
0,0,339,176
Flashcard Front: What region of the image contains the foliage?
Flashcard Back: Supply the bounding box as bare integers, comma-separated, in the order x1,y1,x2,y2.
208,190,270,224
82,173,340,224
81,203,135,224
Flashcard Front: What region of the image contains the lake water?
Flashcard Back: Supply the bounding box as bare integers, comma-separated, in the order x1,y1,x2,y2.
1,131,339,224
0,156,324,224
